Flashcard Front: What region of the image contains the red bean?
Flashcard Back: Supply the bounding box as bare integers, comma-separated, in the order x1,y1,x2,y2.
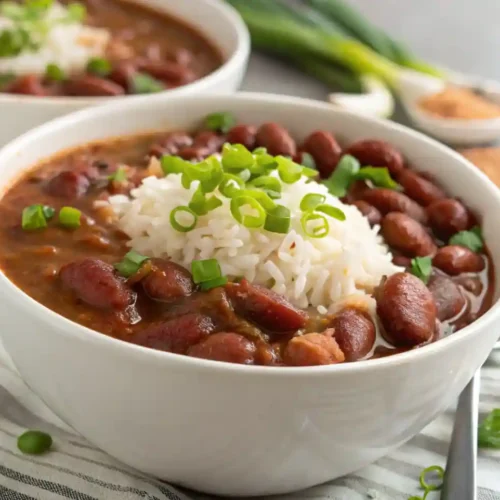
330,308,376,361
45,171,90,198
188,332,256,364
428,275,467,321
361,189,427,223
433,246,485,276
65,76,125,97
178,147,211,161
283,331,345,366
109,62,137,90
397,169,446,206
226,125,257,150
427,199,471,239
345,139,404,176
168,47,193,66
7,75,47,96
60,259,133,310
382,212,437,257
193,130,225,153
149,132,193,157
302,130,342,178
352,200,382,226
139,61,195,86
255,123,296,157
226,279,307,333
134,314,215,354
377,272,437,347
141,259,194,301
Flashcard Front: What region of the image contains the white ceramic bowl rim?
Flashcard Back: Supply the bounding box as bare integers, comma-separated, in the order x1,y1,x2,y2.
0,0,250,105
1,92,499,378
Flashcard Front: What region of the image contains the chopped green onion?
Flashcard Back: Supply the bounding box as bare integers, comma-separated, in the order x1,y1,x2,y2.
264,205,291,234
42,205,55,219
108,166,127,183
199,276,228,290
114,250,150,278
239,189,276,211
355,166,399,189
192,258,222,284
300,193,325,211
194,156,223,193
315,203,346,221
230,195,267,228
204,112,236,133
449,226,484,253
300,152,316,170
323,154,360,197
170,206,197,232
45,63,65,81
130,72,165,94
221,143,255,171
65,2,86,22
86,57,112,77
301,166,319,178
188,187,222,215
478,408,500,448
219,173,245,198
276,156,303,184
161,155,187,176
252,147,267,155
419,465,444,492
238,169,252,182
301,211,329,238
247,175,282,199
21,204,47,230
410,256,432,284
255,152,278,172
58,206,81,228
17,430,52,455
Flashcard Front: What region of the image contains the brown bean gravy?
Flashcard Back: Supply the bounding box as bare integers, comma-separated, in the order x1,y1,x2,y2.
0,119,494,367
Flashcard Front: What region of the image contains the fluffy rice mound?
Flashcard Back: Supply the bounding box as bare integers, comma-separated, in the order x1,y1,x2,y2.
108,169,400,313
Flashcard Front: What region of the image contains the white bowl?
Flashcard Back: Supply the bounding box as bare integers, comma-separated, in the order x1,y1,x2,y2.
0,0,250,147
0,93,499,497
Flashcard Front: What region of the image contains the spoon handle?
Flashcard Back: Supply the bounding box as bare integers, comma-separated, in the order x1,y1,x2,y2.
441,372,479,500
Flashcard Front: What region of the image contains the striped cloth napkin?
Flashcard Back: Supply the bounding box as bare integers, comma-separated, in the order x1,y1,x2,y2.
1,342,499,500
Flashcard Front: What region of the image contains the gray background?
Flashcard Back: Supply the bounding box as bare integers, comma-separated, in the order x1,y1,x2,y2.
241,0,500,101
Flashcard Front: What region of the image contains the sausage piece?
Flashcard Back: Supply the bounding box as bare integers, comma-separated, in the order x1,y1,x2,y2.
344,139,404,176
302,130,342,178
226,125,257,150
255,123,296,157
45,171,90,198
427,199,470,239
382,212,437,257
188,332,256,364
141,259,195,301
397,169,445,206
284,331,345,366
428,275,467,322
225,279,307,332
361,189,427,223
60,258,132,310
134,314,215,354
433,246,485,276
330,308,376,361
352,200,382,226
377,272,437,347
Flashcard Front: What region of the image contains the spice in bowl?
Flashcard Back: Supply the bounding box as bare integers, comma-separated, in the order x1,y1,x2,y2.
460,148,500,187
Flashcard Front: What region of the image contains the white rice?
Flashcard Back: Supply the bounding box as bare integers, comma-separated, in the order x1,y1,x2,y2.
107,164,402,314
0,3,110,76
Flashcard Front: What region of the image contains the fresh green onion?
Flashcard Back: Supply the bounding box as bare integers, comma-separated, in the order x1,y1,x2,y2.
45,63,65,81
264,205,291,234
108,166,127,183
239,189,276,211
301,211,329,238
253,147,267,155
355,166,399,189
230,195,267,228
199,276,228,290
315,203,346,221
22,204,48,230
277,156,303,184
170,206,197,232
188,187,222,215
323,154,360,197
191,258,222,284
221,143,255,171
58,206,81,228
478,408,500,449
65,2,86,22
130,73,165,94
86,57,112,77
219,173,245,198
198,156,224,193
300,193,326,211
300,152,317,169
204,112,236,134
41,205,55,219
301,165,319,177
114,250,150,278
17,430,52,455
161,155,187,176
410,256,432,284
247,175,282,199
419,465,444,492
449,226,484,253
238,169,252,182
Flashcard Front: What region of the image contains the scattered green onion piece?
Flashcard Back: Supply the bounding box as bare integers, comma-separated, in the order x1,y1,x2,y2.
247,175,282,199
114,250,150,278
449,226,484,253
42,205,55,219
300,193,326,211
419,465,444,492
45,63,65,81
130,72,165,94
478,408,500,448
108,166,127,183
17,430,52,455
170,206,197,232
184,158,216,182
230,195,267,228
300,152,316,169
219,173,245,198
301,211,329,238
191,258,222,284
204,112,236,134
59,206,81,229
315,203,346,221
221,143,255,171
276,156,303,184
355,166,399,189
239,189,276,211
21,204,47,230
198,156,224,193
252,147,267,155
255,152,278,172
410,256,432,284
301,166,319,178
238,169,252,182
323,154,360,197
264,205,291,234
199,276,228,290
86,57,111,77
188,187,222,215
161,155,187,176
65,2,86,22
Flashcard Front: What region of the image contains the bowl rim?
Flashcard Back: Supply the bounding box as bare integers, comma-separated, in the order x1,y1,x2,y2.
0,0,250,106
1,91,499,378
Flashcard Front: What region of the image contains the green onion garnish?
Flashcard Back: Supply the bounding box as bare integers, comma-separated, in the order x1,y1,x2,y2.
300,152,316,170
65,2,86,22
301,211,329,238
355,166,399,189
204,112,236,134
419,465,444,492
230,195,267,228
42,205,55,219
161,155,187,176
45,63,65,81
108,166,127,183
255,152,278,172
277,156,303,184
170,206,197,232
240,189,276,211
410,256,432,284
221,143,255,172
247,175,282,199
449,226,483,253
86,57,112,77
198,157,224,193
192,258,222,284
21,204,48,230
188,187,222,215
315,204,346,221
219,173,245,198
114,250,149,278
58,206,81,228
478,408,500,448
252,147,267,155
17,430,52,455
130,72,165,94
264,205,291,234
323,154,360,197
199,276,228,290
238,169,252,182
300,193,326,211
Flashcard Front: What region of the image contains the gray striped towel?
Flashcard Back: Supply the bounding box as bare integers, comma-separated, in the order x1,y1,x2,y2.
1,341,499,500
